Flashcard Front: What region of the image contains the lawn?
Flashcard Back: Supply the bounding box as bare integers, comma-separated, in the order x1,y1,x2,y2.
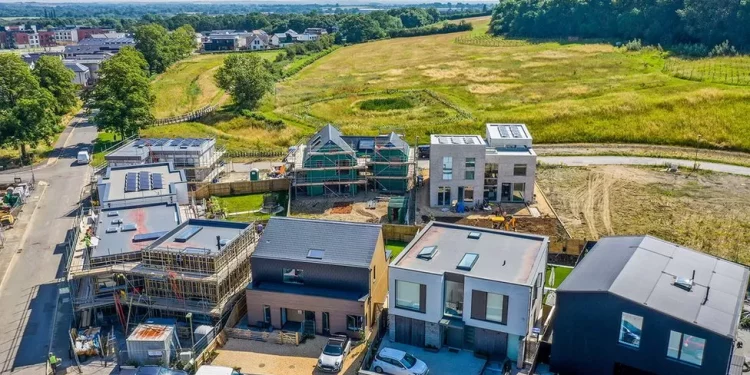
91,132,121,165
216,191,288,222
386,240,409,261
267,17,750,152
545,264,574,289
151,51,281,119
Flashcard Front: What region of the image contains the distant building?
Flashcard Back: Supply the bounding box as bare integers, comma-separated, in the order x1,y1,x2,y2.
64,53,112,82
247,30,270,50
63,37,134,58
202,34,243,51
104,138,225,182
271,29,298,47
64,62,91,86
551,235,750,375
97,162,189,209
299,27,328,41
429,123,537,207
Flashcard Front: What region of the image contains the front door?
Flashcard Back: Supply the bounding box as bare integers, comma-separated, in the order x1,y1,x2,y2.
501,183,512,202
263,305,272,327
457,187,464,203
304,310,316,334
322,312,330,335
280,308,287,326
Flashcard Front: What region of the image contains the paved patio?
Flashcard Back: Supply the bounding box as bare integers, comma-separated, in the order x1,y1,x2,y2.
374,340,486,375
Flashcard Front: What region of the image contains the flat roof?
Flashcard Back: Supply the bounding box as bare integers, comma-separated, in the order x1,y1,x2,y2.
486,123,532,141
392,221,548,285
147,219,250,256
430,135,486,146
248,281,365,301
558,235,750,338
93,203,181,259
98,163,185,202
106,138,215,160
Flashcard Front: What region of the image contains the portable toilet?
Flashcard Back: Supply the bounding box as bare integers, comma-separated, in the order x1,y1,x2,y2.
250,168,260,181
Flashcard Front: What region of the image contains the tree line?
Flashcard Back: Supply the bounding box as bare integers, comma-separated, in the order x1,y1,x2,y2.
490,0,750,52
0,55,77,161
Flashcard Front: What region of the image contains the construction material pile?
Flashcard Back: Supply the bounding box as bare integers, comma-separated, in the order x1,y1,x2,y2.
73,327,102,357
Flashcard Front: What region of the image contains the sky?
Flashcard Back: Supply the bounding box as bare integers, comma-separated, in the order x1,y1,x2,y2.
0,0,493,3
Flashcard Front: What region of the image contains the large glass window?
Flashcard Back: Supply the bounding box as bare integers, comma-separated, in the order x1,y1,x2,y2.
395,280,422,312
667,331,705,366
346,315,363,331
464,186,474,201
442,157,453,180
282,268,304,284
618,313,643,348
465,158,475,168
486,292,506,324
444,280,464,317
513,164,527,176
438,186,451,206
465,170,475,180
512,183,525,202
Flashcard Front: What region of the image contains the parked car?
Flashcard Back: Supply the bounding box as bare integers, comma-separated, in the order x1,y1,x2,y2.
372,347,429,375
77,150,90,164
317,334,351,372
417,145,430,159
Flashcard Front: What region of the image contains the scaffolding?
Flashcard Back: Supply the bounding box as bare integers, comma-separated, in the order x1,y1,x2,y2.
285,132,416,198
69,215,259,319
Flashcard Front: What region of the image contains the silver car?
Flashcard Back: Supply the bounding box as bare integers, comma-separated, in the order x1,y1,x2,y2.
317,335,351,372
371,347,429,375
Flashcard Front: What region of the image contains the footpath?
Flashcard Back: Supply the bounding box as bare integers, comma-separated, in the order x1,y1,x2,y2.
0,182,48,288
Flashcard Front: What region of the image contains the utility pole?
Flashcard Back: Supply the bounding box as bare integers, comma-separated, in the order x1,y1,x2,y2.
411,136,419,225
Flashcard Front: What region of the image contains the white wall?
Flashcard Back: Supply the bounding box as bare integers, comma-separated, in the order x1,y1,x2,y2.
463,276,532,337
429,143,486,207
388,267,444,323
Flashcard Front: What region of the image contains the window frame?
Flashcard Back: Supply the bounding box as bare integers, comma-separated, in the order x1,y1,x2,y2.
485,292,507,324
618,312,643,349
346,315,363,331
667,330,705,366
512,183,525,202
442,156,453,180
465,157,476,168
395,280,425,312
465,170,475,180
513,164,527,176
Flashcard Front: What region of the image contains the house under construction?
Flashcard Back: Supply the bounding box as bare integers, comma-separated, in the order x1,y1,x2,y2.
285,124,414,197
69,210,258,327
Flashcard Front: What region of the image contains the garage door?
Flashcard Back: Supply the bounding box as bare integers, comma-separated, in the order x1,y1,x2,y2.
473,328,508,359
394,316,425,347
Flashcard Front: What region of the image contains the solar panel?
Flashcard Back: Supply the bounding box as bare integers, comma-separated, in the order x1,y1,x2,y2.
170,139,183,147
180,139,193,147
134,140,145,146
138,171,150,190
175,226,202,242
358,140,374,151
154,139,167,146
152,174,163,189
510,126,522,138
121,223,137,232
132,231,169,242
191,139,204,147
499,126,510,138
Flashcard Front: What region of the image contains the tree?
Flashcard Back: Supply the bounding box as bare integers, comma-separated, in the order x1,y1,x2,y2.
88,47,154,139
33,55,77,116
134,23,172,74
169,24,197,61
214,54,275,110
339,15,386,43
0,54,60,162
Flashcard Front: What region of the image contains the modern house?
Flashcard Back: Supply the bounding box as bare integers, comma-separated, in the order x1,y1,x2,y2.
429,123,536,207
64,53,112,81
298,28,328,41
271,29,298,47
104,138,225,182
550,235,749,375
247,31,270,50
97,162,189,209
246,217,388,339
388,222,548,363
203,34,244,51
63,36,134,57
285,125,413,197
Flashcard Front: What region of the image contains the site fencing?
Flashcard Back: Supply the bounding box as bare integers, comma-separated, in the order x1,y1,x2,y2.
152,105,216,127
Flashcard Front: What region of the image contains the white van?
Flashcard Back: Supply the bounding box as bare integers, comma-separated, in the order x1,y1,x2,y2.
77,150,90,164
194,366,241,375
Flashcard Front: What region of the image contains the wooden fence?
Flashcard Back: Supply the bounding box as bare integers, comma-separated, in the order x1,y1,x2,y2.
192,178,290,200
225,328,271,342
153,105,216,126
224,150,285,158
382,224,422,243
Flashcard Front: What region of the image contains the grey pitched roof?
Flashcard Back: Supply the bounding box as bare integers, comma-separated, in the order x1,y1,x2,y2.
64,62,89,72
378,132,408,149
252,217,382,268
558,235,750,338
308,124,353,153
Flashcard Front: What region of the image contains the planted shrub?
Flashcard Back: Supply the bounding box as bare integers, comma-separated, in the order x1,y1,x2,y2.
709,40,739,57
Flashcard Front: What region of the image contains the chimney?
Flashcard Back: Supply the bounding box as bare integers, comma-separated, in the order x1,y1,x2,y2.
216,235,222,251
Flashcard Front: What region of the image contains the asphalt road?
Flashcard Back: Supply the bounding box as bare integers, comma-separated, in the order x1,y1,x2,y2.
0,114,97,375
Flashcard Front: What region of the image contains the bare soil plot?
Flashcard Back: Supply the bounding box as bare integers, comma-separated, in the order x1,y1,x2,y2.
290,195,388,223
538,165,750,264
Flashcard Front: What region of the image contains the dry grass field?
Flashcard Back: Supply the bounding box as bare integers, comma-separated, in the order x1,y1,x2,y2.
538,165,750,264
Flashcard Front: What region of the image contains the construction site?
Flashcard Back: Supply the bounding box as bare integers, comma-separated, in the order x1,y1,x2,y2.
284,125,416,199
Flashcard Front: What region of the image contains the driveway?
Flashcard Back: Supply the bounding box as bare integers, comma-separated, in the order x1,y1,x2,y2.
373,340,486,375
0,113,97,374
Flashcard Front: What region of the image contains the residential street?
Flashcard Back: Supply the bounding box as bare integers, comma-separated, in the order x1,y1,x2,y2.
0,114,97,375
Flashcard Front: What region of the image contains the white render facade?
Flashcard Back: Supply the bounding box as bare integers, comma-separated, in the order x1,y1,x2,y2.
429,123,537,207
387,222,548,362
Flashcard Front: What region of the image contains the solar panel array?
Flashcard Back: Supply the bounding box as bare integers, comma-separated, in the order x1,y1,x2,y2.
133,138,207,148
499,126,510,138
509,125,522,138
124,172,166,192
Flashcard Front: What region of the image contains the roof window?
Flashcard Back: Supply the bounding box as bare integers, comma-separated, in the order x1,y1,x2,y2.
468,231,482,239
457,253,479,271
307,249,325,259
417,246,437,260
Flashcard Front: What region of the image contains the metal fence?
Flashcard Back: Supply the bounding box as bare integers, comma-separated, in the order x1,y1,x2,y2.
224,150,285,158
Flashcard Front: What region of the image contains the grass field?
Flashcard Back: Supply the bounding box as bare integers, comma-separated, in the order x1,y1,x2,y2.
545,265,573,289
142,17,750,153
151,51,281,119
216,191,288,222
386,240,409,261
